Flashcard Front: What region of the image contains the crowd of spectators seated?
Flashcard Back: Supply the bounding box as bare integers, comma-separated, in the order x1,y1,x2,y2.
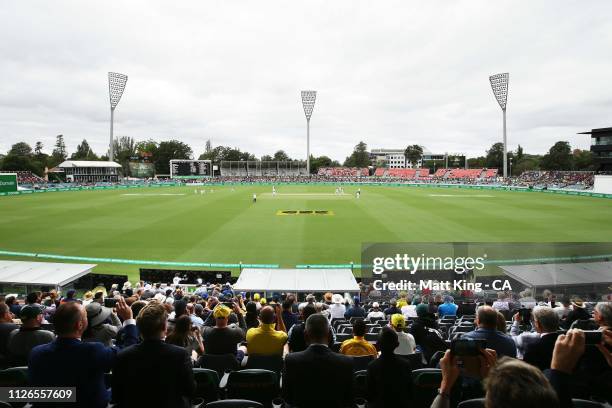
0,171,46,185
514,171,595,189
0,283,610,407
317,167,369,177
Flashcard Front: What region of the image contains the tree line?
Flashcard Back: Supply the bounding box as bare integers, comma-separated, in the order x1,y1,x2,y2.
0,135,594,178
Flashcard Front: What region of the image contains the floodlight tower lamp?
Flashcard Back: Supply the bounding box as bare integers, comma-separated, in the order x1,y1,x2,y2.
108,72,128,162
301,90,317,175
489,73,509,178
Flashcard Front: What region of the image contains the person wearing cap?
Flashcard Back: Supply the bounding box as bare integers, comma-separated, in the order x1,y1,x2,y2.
384,299,401,316
562,298,591,330
367,302,385,321
390,314,416,355
6,304,55,366
82,301,123,347
60,289,77,304
366,327,414,408
345,296,367,319
339,319,377,357
328,294,347,321
200,303,246,358
29,297,138,408
408,303,446,361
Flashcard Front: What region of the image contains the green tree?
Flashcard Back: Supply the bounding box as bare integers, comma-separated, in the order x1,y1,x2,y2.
515,145,524,162
485,142,504,169
309,155,339,174
112,136,137,175
467,156,487,168
34,141,44,156
343,141,370,167
273,150,290,161
153,140,193,174
204,139,212,154
540,141,572,170
572,149,593,171
135,139,158,156
8,142,33,157
71,139,98,161
260,155,274,161
50,134,67,166
404,145,423,167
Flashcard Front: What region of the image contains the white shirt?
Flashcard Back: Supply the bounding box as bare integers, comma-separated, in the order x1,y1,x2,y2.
328,303,346,320
172,276,181,285
394,331,417,355
554,305,571,319
401,305,417,318
367,310,385,320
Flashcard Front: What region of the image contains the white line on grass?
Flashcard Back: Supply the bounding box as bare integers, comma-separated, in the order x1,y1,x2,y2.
120,193,186,196
428,194,495,198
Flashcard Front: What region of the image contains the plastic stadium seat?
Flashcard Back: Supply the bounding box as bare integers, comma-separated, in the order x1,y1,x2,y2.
193,368,220,402
0,366,28,386
365,333,378,343
411,369,442,408
353,370,368,399
226,369,279,407
351,355,375,372
336,333,352,343
198,354,240,379
398,352,425,370
349,317,365,324
206,400,264,408
457,398,485,407
244,355,283,377
571,399,605,408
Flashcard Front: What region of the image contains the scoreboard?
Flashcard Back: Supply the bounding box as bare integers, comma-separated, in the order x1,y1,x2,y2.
169,160,212,178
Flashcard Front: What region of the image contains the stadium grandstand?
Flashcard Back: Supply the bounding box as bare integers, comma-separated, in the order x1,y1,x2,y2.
0,171,46,185
316,167,368,177
220,161,307,177
0,279,610,407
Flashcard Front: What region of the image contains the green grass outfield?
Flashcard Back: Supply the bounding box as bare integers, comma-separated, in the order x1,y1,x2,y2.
1,184,611,283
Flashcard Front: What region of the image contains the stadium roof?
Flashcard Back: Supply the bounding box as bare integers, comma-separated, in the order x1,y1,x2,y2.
233,268,360,292
58,160,122,168
499,261,612,288
0,260,96,287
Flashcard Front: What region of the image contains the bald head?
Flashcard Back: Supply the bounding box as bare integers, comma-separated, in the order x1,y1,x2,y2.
54,302,88,337
259,306,276,325
476,306,499,329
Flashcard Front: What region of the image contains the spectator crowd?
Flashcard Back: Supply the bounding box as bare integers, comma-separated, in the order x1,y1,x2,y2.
0,283,610,408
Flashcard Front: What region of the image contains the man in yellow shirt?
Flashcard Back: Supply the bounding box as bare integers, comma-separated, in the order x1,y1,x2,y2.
340,319,377,357
246,305,287,355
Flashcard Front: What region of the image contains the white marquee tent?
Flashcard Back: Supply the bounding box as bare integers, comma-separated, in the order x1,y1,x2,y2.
0,260,96,287
233,268,360,293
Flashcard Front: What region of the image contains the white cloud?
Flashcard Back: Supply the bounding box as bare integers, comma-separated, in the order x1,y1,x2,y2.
1,0,611,161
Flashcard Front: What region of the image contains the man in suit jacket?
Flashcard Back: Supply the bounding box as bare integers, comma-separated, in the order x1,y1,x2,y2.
112,302,195,408
283,313,354,407
28,297,138,408
512,306,560,369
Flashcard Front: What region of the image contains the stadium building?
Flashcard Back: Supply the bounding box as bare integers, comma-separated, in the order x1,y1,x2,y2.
57,160,122,182
579,127,612,171
370,147,465,169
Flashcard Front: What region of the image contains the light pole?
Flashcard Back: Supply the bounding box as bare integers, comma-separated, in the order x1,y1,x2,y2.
509,157,513,177
301,90,317,175
489,73,509,178
108,72,128,162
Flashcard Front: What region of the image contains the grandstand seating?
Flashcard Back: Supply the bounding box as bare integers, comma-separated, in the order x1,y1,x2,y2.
317,167,368,177
0,170,45,184
433,168,449,177
374,167,386,176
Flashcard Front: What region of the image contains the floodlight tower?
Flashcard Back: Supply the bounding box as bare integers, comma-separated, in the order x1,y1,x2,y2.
301,90,317,175
108,72,128,162
489,73,509,178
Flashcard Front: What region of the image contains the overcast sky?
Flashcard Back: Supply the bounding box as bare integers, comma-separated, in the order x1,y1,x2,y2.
1,1,611,161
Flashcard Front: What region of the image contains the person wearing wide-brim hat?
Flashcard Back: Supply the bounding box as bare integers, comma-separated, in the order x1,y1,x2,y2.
82,302,122,347
562,297,591,330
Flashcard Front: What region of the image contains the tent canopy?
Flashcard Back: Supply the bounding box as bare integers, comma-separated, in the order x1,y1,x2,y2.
0,260,96,287
233,268,359,293
499,261,612,288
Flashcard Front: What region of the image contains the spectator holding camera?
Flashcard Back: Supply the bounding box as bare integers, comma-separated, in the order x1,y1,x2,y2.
165,315,205,361
510,306,560,367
